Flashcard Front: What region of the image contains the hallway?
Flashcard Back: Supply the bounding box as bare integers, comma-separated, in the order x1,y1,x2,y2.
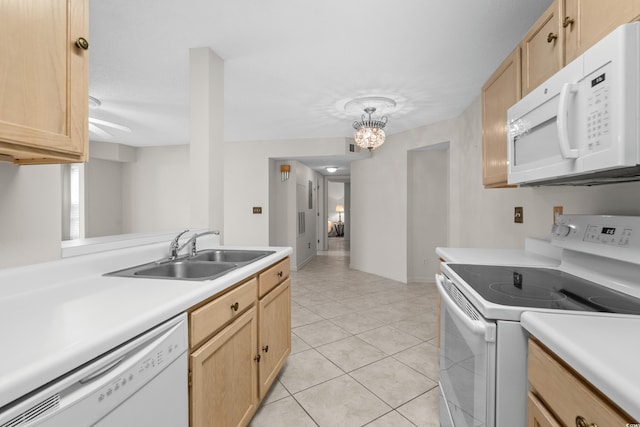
249,247,441,426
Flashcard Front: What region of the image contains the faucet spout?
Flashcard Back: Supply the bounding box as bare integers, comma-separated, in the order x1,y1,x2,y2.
179,230,221,256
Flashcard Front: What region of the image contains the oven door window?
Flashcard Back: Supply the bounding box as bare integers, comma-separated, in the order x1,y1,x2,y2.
439,281,496,427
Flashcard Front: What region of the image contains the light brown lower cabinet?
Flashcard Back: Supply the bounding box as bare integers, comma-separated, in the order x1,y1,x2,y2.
527,338,635,427
258,278,291,399
190,307,258,427
527,391,561,427
188,257,291,427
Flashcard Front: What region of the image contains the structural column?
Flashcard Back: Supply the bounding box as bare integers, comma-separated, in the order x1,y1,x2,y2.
189,47,224,240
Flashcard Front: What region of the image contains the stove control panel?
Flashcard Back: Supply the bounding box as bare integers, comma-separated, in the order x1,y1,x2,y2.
552,215,640,265
583,225,633,246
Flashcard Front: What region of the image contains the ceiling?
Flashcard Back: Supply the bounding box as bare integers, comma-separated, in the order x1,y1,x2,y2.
88,0,551,173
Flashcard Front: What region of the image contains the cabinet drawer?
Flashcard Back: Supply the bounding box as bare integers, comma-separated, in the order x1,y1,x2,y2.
258,257,290,297
190,278,257,348
528,339,633,426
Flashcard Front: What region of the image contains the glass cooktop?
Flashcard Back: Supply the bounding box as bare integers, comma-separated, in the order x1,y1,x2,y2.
448,264,640,314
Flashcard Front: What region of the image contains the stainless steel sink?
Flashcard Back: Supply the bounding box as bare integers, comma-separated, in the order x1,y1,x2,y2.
105,249,274,281
190,249,274,263
135,261,237,279
106,260,238,281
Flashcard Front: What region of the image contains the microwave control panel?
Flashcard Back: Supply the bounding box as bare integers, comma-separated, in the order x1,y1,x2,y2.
585,68,611,152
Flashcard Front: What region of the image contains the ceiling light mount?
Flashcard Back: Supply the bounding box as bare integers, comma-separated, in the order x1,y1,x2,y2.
344,96,397,115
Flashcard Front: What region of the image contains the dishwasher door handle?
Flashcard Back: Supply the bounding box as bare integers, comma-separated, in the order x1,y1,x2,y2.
79,356,126,384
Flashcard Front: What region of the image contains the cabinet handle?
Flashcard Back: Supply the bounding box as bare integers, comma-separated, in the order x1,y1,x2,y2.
575,416,597,427
277,271,283,278
563,16,575,28
254,354,261,363
547,32,558,43
230,302,239,312
75,37,89,50
262,345,269,353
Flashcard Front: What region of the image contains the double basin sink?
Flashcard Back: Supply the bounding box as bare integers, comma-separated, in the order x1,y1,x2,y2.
106,249,275,281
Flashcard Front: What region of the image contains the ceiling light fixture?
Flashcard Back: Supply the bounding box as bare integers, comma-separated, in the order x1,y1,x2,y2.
325,166,338,173
345,96,396,151
352,107,388,151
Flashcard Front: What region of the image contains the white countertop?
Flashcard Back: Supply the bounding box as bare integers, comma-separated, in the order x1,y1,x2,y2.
0,237,291,409
521,311,640,421
436,238,561,266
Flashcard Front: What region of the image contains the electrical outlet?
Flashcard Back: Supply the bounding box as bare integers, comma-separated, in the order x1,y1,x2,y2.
514,206,524,223
252,207,262,214
553,206,563,224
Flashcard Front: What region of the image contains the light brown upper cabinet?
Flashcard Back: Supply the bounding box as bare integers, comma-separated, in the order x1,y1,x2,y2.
521,0,564,97
0,0,89,164
564,0,640,62
482,47,521,188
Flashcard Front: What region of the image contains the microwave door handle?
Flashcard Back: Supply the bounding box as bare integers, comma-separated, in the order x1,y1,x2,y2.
557,82,580,159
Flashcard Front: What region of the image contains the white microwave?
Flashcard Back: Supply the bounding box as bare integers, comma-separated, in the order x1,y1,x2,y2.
507,23,640,186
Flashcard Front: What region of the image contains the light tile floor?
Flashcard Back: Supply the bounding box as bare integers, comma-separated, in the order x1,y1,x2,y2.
250,238,441,427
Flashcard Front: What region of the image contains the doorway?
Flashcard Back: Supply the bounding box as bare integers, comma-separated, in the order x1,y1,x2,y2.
321,178,350,256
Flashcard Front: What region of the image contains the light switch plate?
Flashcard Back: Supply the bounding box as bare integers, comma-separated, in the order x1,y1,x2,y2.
553,206,563,224
514,206,523,223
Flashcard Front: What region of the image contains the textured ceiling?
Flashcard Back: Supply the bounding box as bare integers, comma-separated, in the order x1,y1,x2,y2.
88,0,551,151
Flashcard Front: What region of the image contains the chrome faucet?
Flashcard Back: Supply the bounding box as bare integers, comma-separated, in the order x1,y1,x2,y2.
169,229,190,260
178,230,221,256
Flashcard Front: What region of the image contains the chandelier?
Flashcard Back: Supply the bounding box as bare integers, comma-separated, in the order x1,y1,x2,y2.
353,107,388,151
344,96,396,151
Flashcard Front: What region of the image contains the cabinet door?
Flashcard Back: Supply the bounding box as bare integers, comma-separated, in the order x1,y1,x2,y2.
258,278,291,399
565,0,640,62
521,0,564,96
0,0,88,164
527,392,561,427
528,339,633,426
191,307,258,427
481,47,520,188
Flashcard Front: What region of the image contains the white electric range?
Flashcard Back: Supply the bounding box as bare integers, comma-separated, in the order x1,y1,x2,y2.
436,215,640,427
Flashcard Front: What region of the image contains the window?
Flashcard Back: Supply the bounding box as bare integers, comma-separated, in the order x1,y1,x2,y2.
62,163,84,240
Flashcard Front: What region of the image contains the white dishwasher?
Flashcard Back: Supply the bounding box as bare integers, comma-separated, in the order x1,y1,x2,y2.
0,313,188,427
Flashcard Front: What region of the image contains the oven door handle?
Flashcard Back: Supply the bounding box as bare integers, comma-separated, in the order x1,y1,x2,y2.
436,273,496,342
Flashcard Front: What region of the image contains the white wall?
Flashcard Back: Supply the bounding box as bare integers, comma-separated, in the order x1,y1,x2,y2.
0,164,61,268
85,159,123,238
408,147,448,282
121,145,190,233
224,137,348,246
351,139,409,282
294,161,319,269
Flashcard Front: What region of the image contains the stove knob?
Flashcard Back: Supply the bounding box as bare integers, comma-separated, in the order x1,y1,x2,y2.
552,224,572,237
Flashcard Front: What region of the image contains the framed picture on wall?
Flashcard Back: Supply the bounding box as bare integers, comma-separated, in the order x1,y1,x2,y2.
308,180,313,209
